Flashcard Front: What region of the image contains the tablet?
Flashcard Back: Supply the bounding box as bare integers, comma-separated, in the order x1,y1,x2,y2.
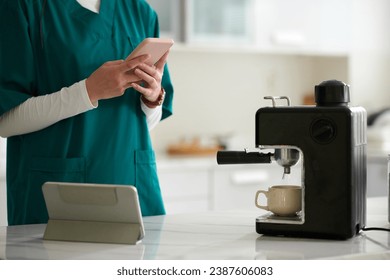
42,182,145,244
126,37,174,65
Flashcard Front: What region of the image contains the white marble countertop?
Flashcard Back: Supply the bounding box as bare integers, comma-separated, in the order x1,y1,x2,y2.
1,197,389,260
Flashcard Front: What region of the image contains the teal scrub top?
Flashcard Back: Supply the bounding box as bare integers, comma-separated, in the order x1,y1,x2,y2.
0,0,174,225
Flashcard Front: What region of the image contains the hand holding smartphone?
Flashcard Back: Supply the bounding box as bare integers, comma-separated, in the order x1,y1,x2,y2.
86,38,173,102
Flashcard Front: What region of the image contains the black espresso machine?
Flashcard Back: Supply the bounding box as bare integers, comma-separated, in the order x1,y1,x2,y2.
217,80,367,239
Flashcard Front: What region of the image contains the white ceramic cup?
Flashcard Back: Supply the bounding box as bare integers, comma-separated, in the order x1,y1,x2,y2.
255,185,302,216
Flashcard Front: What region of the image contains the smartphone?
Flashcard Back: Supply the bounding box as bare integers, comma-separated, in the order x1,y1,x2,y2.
126,37,174,65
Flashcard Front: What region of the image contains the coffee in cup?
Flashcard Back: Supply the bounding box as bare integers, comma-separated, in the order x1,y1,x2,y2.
255,185,302,216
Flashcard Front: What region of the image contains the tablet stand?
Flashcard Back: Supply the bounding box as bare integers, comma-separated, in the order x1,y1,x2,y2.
43,219,142,244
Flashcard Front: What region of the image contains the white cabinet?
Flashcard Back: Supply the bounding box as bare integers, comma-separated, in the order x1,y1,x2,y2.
148,0,351,55
158,168,210,214
185,0,255,45
157,157,214,214
254,0,351,54
148,0,255,45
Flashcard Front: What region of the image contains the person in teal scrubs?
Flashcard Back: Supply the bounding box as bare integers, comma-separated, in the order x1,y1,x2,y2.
0,0,174,225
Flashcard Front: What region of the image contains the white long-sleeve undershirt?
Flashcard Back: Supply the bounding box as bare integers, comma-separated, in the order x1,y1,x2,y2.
0,80,162,138
77,0,101,13
0,0,162,138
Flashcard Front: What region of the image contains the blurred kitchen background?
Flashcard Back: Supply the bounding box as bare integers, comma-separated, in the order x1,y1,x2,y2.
0,0,389,225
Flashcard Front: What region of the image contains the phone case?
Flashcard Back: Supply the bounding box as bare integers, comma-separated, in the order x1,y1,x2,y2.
126,38,174,65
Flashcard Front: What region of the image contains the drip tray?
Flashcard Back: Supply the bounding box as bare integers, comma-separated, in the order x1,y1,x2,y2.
256,212,304,225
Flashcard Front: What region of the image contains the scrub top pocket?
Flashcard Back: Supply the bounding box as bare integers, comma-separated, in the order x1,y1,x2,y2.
134,150,165,216
29,157,86,185
24,157,86,224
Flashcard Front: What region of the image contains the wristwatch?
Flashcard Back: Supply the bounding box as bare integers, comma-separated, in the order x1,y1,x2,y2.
141,88,165,108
